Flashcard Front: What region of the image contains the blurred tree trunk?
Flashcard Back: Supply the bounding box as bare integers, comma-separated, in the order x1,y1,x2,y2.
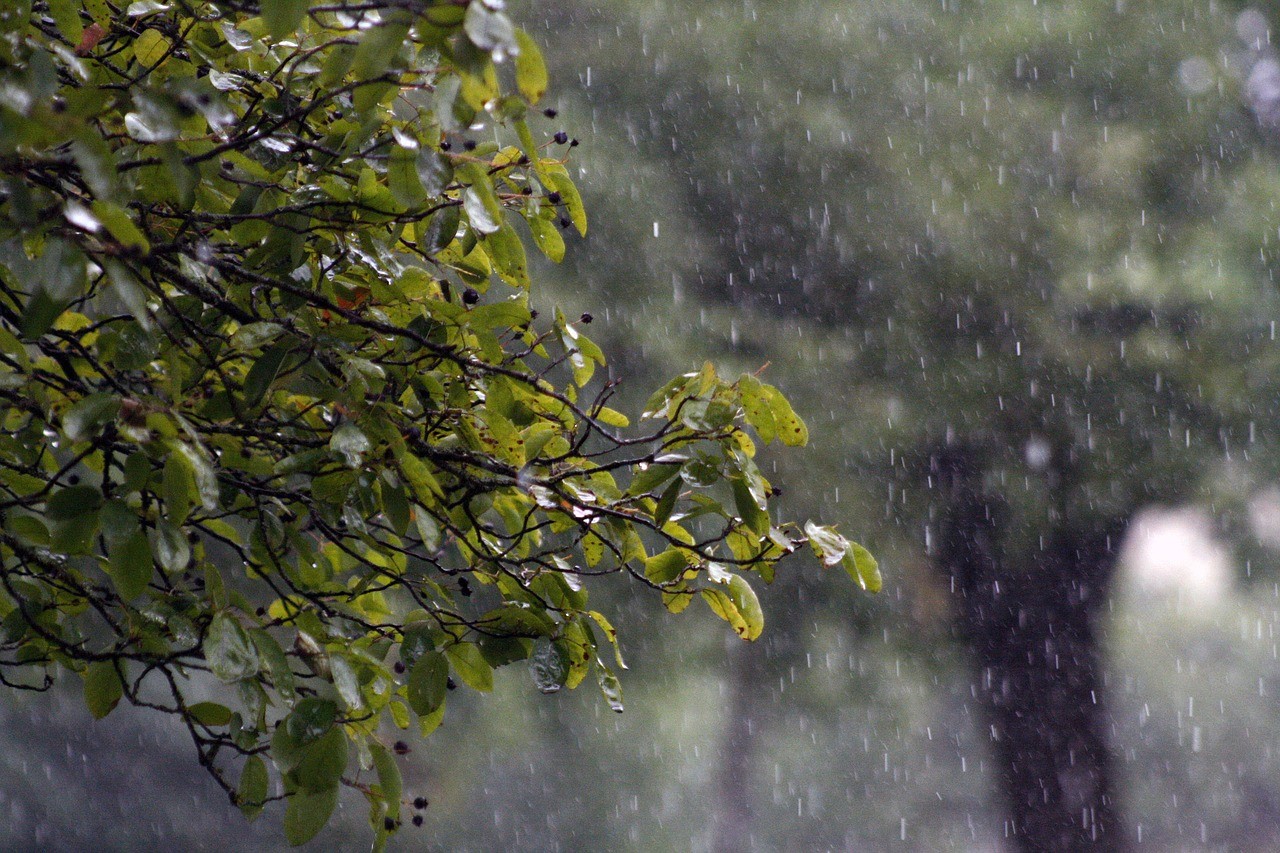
712,639,758,853
935,446,1126,851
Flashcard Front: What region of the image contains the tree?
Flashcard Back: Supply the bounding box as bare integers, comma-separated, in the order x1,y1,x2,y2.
0,2,877,847
527,0,1280,847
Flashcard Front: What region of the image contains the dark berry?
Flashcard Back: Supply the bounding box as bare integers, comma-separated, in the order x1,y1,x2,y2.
51,97,66,113
67,474,80,485
462,288,480,305
529,309,539,319
579,312,593,324
553,131,569,144
446,676,457,690
412,815,424,827
458,577,472,596
462,139,478,151
440,141,452,151
384,817,398,831
559,217,571,229
413,797,429,809
393,661,405,674
543,108,558,118
393,741,411,755
547,191,562,204
255,606,266,617
569,139,580,147
520,187,533,196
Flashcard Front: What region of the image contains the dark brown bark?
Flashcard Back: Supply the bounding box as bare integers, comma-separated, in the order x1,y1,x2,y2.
934,446,1126,851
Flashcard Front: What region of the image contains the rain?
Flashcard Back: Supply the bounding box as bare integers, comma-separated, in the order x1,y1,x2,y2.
9,0,1280,851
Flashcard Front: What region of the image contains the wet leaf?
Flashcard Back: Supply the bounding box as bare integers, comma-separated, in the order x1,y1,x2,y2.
83,660,123,719
206,612,260,683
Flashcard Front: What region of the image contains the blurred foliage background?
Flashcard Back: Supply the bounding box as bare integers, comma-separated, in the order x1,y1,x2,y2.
11,0,1280,849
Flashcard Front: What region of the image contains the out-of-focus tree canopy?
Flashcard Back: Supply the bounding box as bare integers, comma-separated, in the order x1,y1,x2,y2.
522,0,1280,847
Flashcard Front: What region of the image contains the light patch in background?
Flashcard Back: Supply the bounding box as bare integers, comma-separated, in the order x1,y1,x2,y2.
1118,506,1232,606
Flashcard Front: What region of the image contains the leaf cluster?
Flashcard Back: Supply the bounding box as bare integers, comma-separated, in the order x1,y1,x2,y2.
0,1,872,846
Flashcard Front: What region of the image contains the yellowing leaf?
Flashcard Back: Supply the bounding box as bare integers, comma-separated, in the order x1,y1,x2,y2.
131,28,171,67
514,29,549,103
91,200,150,255
446,643,493,692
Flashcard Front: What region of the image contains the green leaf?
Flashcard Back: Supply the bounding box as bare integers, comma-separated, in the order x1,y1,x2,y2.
150,519,190,572
206,612,260,683
596,661,624,712
463,186,501,235
514,29,549,103
654,477,681,527
330,423,371,468
231,322,284,351
260,0,309,40
62,393,120,443
286,698,338,746
250,628,296,699
91,200,150,255
46,485,102,521
527,212,565,262
397,452,443,503
768,387,809,446
189,701,234,727
644,549,688,585
418,700,446,738
290,726,348,792
478,409,526,467
627,462,681,496
581,529,606,567
163,452,194,524
107,530,153,599
330,654,364,711
98,500,139,548
529,638,568,694
371,743,403,819
389,143,427,208
445,643,493,692
352,13,410,81
478,604,556,638
726,574,764,641
174,443,219,511
406,650,448,715
131,28,171,68
731,476,770,534
738,374,777,444
543,167,587,236
484,220,532,289
237,755,269,821
47,0,83,42
83,0,112,27
284,782,339,846
83,660,123,720
48,485,102,554
700,587,748,638
842,541,882,592
804,520,849,567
